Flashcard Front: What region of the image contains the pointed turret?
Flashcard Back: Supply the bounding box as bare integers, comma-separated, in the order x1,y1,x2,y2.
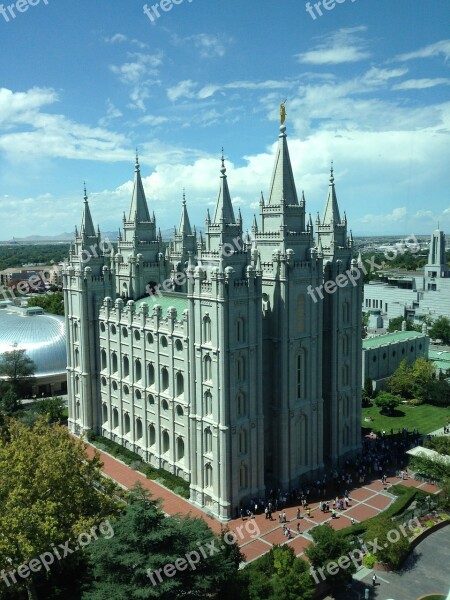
128,152,151,222
80,183,96,237
267,124,298,205
213,151,235,224
322,163,341,225
178,191,192,236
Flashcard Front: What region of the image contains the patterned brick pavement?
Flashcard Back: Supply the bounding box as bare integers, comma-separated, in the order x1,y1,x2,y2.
85,442,441,564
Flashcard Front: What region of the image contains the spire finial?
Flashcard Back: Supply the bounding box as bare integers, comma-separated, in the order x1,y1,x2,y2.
135,148,140,172
330,161,334,184
220,147,226,174
83,181,88,201
182,188,186,205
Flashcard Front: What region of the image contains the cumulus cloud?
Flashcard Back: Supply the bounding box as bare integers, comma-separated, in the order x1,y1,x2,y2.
296,26,371,65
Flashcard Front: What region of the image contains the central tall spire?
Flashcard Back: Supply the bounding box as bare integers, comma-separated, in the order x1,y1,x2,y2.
80,183,96,237
128,151,151,222
322,163,341,224
213,150,235,224
267,124,298,205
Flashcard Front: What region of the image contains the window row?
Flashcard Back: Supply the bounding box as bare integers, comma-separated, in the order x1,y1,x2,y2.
99,325,184,351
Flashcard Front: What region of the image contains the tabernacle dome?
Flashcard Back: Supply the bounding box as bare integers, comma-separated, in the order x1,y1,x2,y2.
0,303,67,396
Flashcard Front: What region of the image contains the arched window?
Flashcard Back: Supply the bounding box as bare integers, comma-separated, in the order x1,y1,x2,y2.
122,327,128,338
239,463,248,489
73,321,79,342
203,316,211,343
176,437,185,462
343,364,349,386
75,401,80,420
236,318,245,342
147,363,155,386
162,430,170,453
135,389,142,401
102,404,108,424
112,380,118,391
101,376,107,387
148,394,155,406
237,393,246,417
297,351,306,399
176,372,184,396
113,408,119,429
149,424,156,446
161,399,169,411
342,335,349,356
74,348,79,368
160,336,168,348
205,464,213,488
239,428,247,454
135,359,142,381
74,375,79,395
101,349,107,370
111,353,118,373
175,339,183,352
161,367,169,391
204,428,212,453
123,356,130,378
136,418,143,440
236,356,245,381
204,391,212,416
204,356,212,381
343,302,350,323
176,405,184,418
124,413,130,435
134,330,141,342
297,415,308,466
147,332,154,344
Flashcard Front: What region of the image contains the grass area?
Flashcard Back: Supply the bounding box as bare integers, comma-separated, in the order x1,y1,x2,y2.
87,433,190,499
362,403,449,435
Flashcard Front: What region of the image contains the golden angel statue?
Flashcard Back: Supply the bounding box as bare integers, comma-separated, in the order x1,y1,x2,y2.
280,99,287,125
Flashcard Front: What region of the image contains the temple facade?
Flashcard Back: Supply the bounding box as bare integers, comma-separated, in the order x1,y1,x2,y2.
63,122,362,520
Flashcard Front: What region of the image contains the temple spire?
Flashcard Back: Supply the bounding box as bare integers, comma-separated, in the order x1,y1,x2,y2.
322,162,341,224
128,151,151,222
213,150,235,224
80,183,96,237
267,123,298,205
178,190,192,235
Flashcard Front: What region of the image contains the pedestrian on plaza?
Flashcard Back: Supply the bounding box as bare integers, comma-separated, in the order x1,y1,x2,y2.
297,507,301,519
297,522,301,534
372,574,377,587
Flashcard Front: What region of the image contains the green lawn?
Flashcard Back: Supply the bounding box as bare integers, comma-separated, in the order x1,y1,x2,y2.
362,403,449,435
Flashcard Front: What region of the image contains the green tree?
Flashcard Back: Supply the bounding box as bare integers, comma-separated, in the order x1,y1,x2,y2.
0,418,119,600
245,545,313,600
429,316,450,344
411,357,437,402
424,435,450,456
27,292,64,316
305,524,356,590
34,397,65,423
375,392,400,415
83,484,244,600
387,316,420,333
386,359,413,399
365,516,410,569
0,386,20,414
0,349,36,397
362,377,374,404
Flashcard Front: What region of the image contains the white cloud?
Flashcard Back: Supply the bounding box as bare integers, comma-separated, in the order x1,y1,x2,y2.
392,78,450,91
98,99,123,127
167,80,197,102
363,67,409,85
394,39,450,62
109,53,162,85
171,33,233,58
296,26,371,65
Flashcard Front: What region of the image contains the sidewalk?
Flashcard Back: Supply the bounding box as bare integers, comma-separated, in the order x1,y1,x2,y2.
85,442,441,564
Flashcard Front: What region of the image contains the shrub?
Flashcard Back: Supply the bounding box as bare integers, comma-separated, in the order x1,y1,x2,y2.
363,554,376,568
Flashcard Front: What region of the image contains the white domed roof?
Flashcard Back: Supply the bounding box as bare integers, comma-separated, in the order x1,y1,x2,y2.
0,307,66,377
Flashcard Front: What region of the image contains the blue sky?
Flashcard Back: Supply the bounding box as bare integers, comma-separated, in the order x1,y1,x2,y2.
0,0,449,239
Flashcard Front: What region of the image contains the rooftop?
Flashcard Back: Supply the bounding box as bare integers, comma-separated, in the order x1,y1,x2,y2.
363,330,425,350
135,292,189,319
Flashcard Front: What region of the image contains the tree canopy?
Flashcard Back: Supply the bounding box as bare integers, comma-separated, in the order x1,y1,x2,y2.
375,392,400,414
429,316,450,344
83,484,244,600
0,349,36,397
27,292,64,316
0,418,119,599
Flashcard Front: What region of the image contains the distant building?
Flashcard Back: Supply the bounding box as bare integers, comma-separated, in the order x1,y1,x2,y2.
0,304,67,396
362,329,429,390
0,265,62,295
428,346,450,378
364,228,450,325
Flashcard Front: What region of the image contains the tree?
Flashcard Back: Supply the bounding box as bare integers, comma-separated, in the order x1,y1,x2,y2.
375,392,400,415
83,483,244,600
27,292,64,316
245,545,313,600
0,418,119,599
411,357,436,402
0,349,36,397
429,316,450,344
386,360,413,399
305,524,356,590
387,316,420,333
364,516,410,569
362,378,374,405
34,397,65,423
0,386,20,414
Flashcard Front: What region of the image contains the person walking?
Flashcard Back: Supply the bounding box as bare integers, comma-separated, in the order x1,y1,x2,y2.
372,574,377,587
297,507,301,519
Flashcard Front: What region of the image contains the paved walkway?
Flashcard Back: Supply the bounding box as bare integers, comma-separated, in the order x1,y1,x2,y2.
85,442,441,564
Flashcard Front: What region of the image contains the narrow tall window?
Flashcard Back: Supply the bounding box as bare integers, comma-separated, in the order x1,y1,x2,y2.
161,367,169,391
203,316,211,343
237,356,245,381
239,428,247,454
176,372,184,396
204,428,212,453
123,356,130,378
297,352,305,399
204,391,212,415
205,464,213,488
297,294,305,333
204,356,212,381
236,318,245,342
